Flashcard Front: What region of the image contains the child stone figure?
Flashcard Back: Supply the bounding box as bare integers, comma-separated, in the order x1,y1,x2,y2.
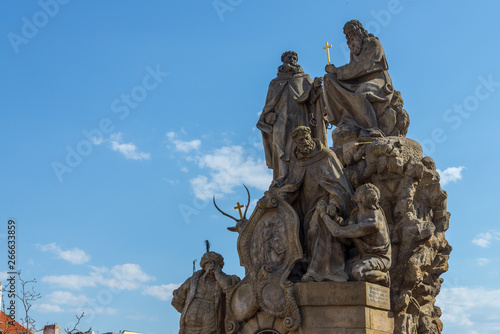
317,183,391,286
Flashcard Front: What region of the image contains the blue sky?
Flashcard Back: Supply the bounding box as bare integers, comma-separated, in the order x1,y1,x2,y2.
1,1,500,333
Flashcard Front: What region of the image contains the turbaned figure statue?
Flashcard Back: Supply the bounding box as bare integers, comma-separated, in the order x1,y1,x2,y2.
171,251,240,334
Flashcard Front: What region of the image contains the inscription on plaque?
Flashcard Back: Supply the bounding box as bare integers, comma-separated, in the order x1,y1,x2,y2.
367,284,390,309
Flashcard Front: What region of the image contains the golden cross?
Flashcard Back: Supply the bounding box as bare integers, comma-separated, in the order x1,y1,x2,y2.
323,41,332,65
355,141,373,146
234,202,244,219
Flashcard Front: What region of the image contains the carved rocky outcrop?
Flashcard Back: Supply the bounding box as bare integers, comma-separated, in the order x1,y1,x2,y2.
332,135,451,334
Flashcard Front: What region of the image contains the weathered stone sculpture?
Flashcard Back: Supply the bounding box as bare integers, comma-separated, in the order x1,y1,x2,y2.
257,51,328,187
323,20,409,137
277,126,353,282
317,183,391,287
173,18,450,334
172,251,240,334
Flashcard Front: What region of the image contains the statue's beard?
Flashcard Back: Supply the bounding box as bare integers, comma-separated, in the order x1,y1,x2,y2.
298,141,315,155
278,63,301,75
348,39,362,56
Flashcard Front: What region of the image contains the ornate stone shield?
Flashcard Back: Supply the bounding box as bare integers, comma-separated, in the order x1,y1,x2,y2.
225,196,302,334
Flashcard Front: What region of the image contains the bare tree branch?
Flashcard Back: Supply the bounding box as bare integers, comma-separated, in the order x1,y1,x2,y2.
64,313,91,334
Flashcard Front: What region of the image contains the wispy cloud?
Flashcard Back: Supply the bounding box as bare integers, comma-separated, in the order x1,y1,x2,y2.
190,145,272,200
34,304,65,313
473,231,500,248
41,263,155,291
142,283,180,301
37,243,91,265
33,291,115,314
437,286,500,332
110,132,150,160
477,258,491,266
46,291,88,305
166,131,201,153
437,166,465,185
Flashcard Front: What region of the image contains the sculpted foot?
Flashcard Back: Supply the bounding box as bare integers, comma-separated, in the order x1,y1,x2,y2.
301,274,315,282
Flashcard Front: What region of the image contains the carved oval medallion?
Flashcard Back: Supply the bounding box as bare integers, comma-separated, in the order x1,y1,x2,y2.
261,283,286,313
231,283,257,321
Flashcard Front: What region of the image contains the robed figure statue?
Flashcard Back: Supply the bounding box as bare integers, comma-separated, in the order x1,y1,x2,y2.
257,51,328,187
323,20,408,137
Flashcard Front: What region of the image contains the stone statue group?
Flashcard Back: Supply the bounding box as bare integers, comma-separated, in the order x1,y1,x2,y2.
172,20,448,334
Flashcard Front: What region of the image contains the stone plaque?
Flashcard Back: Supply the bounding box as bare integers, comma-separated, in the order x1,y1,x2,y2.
366,284,390,310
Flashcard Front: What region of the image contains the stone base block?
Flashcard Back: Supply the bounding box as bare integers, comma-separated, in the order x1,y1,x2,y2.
236,282,393,334
294,282,394,334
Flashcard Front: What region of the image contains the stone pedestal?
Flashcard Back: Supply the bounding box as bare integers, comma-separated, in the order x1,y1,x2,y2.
294,282,394,334
235,282,393,334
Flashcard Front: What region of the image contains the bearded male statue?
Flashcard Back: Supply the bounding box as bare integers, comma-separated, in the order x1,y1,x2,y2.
323,20,408,137
277,126,354,282
172,252,240,334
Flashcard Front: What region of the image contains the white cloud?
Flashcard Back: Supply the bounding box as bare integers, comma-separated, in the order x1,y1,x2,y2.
190,145,272,200
37,243,90,265
437,286,500,333
110,132,150,160
94,263,155,290
45,291,88,306
477,258,491,266
142,283,180,301
41,274,97,290
91,136,104,145
473,231,500,248
166,131,201,153
35,304,65,313
162,178,179,185
41,263,155,291
437,166,465,185
35,302,117,315
34,290,119,315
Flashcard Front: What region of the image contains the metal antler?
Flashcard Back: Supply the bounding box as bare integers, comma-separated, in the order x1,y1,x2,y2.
242,184,250,219
213,196,239,222
213,185,251,232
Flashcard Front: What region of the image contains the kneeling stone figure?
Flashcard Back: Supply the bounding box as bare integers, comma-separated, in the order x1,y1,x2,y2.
317,183,391,286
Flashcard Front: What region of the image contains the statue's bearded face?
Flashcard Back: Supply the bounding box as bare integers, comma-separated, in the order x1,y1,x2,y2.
346,29,363,56
283,53,298,65
295,134,315,155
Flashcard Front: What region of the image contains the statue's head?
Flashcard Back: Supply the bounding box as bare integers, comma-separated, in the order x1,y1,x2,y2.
281,51,298,65
200,251,224,270
354,183,380,210
343,20,370,56
292,126,315,155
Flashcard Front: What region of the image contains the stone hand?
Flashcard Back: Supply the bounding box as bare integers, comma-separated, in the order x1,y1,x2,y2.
325,64,337,74
205,262,215,273
327,203,338,218
213,263,222,273
313,77,323,89
316,200,328,217
264,112,277,125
